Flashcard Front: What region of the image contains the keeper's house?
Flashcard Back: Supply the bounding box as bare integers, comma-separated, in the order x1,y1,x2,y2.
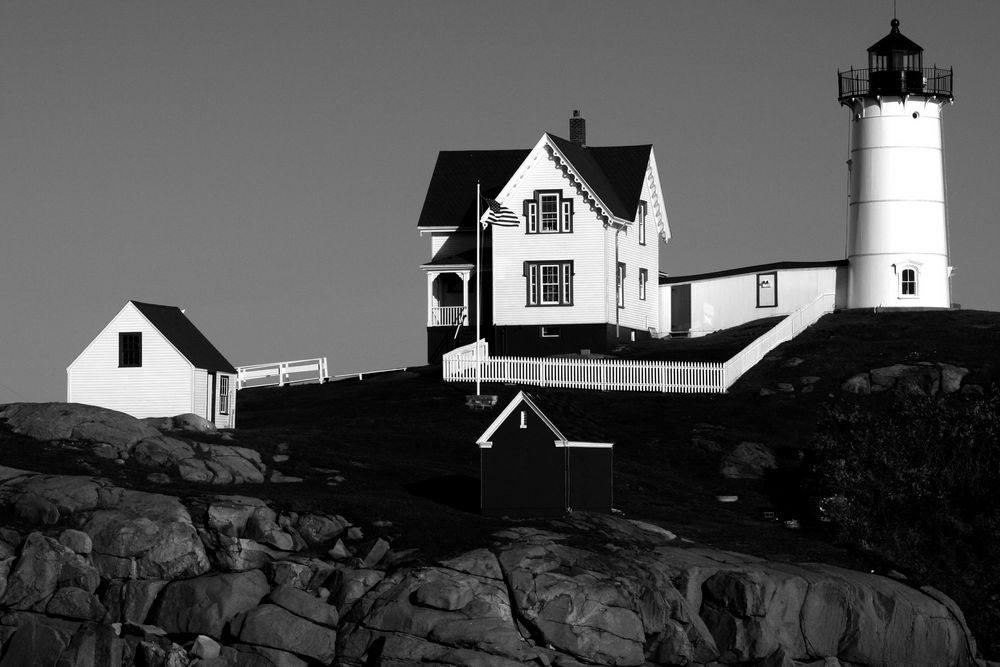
67,300,237,428
418,112,670,361
476,391,613,517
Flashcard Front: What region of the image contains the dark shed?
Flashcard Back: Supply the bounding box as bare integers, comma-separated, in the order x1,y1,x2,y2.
476,392,613,517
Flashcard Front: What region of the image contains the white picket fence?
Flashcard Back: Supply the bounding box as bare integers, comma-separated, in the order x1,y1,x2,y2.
236,357,329,390
442,292,836,393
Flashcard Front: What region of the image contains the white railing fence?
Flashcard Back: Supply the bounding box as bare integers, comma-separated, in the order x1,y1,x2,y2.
430,306,467,327
442,291,836,393
236,357,329,390
722,292,836,389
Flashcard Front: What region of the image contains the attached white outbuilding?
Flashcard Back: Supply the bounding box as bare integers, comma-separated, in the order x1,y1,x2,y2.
67,300,237,428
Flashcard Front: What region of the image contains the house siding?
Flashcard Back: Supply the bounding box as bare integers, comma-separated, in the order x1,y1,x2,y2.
606,171,659,335
67,303,194,418
492,152,613,328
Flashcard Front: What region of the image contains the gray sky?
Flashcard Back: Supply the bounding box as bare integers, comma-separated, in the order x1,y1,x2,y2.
2,1,997,403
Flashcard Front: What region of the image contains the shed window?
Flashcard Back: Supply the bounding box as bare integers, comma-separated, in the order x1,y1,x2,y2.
119,332,142,367
219,375,230,415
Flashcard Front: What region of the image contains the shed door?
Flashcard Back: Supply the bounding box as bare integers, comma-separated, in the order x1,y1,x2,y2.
671,284,691,334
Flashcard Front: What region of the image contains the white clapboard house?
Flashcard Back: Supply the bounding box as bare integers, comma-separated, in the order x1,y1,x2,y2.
67,300,237,428
419,112,670,360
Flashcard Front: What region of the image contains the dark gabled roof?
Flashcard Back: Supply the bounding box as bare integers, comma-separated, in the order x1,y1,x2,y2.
547,135,652,220
416,150,529,231
659,259,848,285
131,301,236,374
416,136,653,230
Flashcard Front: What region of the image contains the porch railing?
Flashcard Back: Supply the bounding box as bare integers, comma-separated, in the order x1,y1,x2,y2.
442,292,836,393
236,357,329,390
430,306,468,327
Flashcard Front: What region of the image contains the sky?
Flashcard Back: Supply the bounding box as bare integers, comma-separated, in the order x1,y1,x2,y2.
2,1,998,403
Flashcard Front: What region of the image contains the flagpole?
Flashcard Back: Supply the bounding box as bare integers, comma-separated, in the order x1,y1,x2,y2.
475,181,482,396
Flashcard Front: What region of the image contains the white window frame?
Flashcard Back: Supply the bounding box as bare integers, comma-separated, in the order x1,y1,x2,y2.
540,194,559,232
524,190,572,234
639,268,648,300
525,260,573,306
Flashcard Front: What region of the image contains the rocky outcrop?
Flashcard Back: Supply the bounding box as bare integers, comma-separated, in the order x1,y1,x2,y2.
0,403,989,667
841,362,973,396
338,515,981,667
0,402,267,485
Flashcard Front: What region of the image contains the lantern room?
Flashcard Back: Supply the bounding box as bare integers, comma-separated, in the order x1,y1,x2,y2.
838,18,953,102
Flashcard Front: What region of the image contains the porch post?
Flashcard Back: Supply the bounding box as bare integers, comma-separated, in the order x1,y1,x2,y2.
461,271,470,324
426,272,436,327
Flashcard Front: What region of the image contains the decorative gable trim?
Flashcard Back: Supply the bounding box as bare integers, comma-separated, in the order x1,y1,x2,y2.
645,149,670,242
490,134,625,229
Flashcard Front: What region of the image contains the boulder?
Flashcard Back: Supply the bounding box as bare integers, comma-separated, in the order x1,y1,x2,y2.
132,436,196,469
327,568,386,611
45,586,107,621
0,532,95,611
719,442,777,480
191,634,222,660
150,569,270,638
58,528,93,555
296,513,348,546
169,412,218,433
230,603,337,663
0,402,160,449
0,613,79,667
841,373,871,394
268,584,339,628
80,489,210,580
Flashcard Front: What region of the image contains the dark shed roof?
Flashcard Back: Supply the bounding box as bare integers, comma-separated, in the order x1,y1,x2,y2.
131,301,236,374
416,135,652,230
659,259,847,285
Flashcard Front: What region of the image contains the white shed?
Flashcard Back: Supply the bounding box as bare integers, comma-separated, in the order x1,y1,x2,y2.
67,300,237,428
659,261,848,337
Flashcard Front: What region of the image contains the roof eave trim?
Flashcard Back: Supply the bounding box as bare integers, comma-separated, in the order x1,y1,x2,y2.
542,134,617,225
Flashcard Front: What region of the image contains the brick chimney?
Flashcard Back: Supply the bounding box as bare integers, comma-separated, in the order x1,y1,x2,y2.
570,110,586,146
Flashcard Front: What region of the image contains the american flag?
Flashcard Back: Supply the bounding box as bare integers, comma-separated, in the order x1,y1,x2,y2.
481,196,520,227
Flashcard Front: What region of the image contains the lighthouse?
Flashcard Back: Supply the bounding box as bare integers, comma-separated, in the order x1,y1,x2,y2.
838,18,954,309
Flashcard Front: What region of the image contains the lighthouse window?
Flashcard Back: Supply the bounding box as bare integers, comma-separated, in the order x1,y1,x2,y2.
900,268,917,296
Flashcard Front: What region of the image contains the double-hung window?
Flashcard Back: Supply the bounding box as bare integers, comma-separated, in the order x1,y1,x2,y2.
119,332,142,367
524,190,572,234
525,261,573,306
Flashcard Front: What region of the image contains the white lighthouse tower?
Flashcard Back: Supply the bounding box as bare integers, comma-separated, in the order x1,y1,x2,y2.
838,18,954,309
